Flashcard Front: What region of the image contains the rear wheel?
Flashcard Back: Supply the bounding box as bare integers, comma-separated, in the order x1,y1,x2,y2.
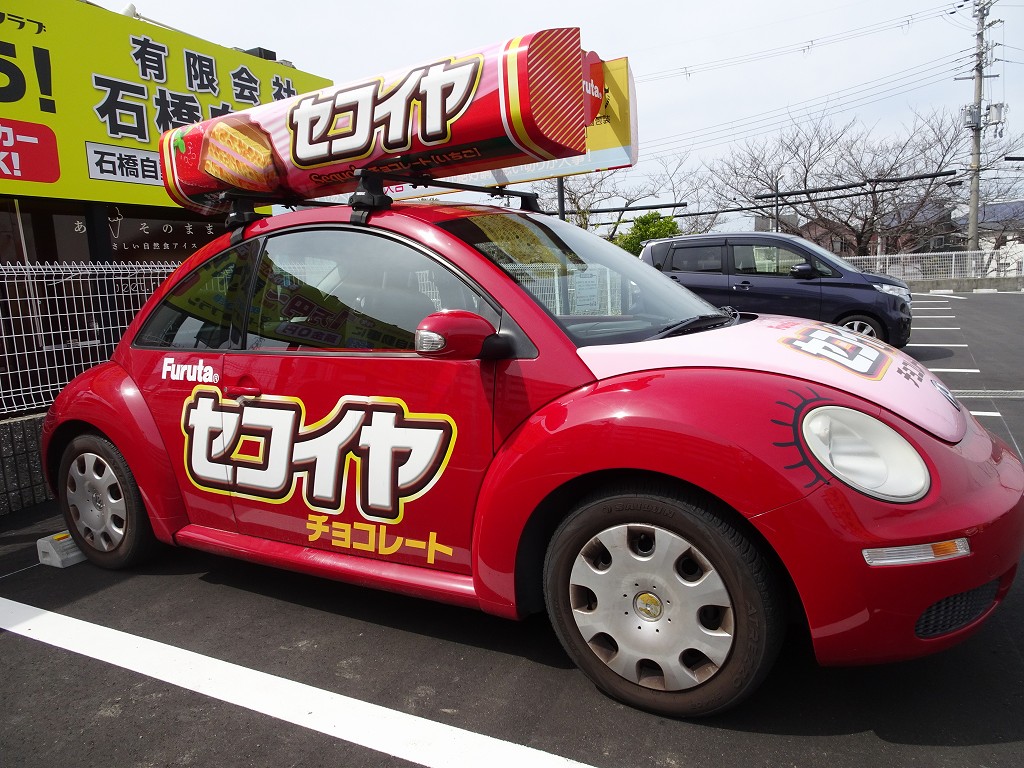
543,485,784,717
58,434,157,569
839,314,884,340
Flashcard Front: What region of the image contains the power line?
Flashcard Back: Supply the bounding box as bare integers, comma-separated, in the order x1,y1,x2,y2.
638,65,971,164
635,3,967,83
585,171,960,229
638,52,972,160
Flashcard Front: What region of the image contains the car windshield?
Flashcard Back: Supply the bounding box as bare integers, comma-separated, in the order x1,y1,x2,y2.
439,212,727,346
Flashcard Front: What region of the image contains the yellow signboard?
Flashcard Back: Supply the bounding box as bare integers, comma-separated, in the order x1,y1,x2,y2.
0,0,331,206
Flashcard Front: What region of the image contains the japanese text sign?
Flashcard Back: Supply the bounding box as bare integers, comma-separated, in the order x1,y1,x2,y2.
0,0,330,206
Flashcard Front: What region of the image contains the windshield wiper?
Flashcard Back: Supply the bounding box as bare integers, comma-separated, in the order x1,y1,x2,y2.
649,313,735,340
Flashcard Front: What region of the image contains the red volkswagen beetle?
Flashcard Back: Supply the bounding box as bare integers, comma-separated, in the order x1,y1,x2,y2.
42,194,1024,717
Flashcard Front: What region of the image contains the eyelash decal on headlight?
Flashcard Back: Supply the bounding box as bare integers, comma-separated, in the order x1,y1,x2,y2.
772,387,831,489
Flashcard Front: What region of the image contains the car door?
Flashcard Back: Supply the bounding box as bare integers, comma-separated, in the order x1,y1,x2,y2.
726,239,822,320
130,240,259,531
215,226,498,576
662,241,732,307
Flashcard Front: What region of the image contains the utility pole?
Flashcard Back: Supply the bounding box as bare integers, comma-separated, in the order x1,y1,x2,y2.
963,0,1009,250
967,0,990,252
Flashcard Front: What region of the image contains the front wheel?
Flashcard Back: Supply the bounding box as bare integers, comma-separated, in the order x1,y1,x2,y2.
543,486,784,717
839,314,884,340
58,433,157,569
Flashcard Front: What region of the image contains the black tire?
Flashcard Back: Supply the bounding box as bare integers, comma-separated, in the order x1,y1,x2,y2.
58,434,157,569
543,484,784,717
839,314,884,341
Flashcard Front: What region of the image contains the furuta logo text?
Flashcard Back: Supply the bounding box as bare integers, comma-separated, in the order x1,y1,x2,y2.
161,357,219,383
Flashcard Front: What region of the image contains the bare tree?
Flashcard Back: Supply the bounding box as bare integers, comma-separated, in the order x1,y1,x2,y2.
649,154,722,234
701,110,1021,255
532,169,658,234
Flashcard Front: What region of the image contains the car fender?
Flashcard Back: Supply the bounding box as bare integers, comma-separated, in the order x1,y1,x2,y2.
471,368,850,616
42,362,188,545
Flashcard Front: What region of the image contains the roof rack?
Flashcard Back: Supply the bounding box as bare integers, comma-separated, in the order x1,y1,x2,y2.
226,170,546,229
348,169,543,224
223,193,271,243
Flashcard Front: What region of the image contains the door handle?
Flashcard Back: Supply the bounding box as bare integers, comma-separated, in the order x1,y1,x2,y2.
733,283,751,291
223,385,262,400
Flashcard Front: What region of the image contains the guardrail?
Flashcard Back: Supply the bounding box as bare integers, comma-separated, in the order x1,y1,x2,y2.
0,262,178,416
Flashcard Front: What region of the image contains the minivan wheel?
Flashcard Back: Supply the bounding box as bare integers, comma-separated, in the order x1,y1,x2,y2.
840,314,884,340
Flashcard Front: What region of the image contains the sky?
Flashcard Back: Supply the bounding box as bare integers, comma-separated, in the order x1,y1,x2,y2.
90,0,1024,207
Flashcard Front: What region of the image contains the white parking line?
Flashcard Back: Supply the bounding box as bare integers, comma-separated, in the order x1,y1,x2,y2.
970,411,1002,417
911,315,956,319
0,563,40,580
0,597,595,768
911,327,961,331
906,344,968,348
928,368,981,373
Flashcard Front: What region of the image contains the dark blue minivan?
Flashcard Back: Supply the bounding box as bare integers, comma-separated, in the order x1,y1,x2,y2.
639,232,913,348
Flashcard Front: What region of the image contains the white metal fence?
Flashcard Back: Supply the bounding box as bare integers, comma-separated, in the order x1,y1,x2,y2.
845,250,1023,281
0,262,178,416
504,263,624,315
1,250,1021,419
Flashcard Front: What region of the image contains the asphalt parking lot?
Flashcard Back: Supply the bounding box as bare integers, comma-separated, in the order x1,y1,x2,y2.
2,290,1023,768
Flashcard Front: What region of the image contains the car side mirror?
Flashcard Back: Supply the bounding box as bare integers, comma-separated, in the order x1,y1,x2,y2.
790,263,815,279
415,311,509,360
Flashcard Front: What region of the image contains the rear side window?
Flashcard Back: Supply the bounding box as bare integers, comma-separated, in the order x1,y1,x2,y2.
668,245,723,274
134,241,257,349
645,242,672,270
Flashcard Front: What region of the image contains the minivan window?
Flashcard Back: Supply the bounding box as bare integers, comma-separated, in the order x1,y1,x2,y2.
669,245,723,274
813,258,837,277
733,244,806,277
801,239,862,273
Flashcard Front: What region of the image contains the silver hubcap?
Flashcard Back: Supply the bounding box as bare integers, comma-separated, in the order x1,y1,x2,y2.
568,524,734,691
844,320,877,337
66,452,126,552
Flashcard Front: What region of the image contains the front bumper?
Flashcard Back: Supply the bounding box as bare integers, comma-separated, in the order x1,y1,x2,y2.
887,300,913,348
753,414,1024,666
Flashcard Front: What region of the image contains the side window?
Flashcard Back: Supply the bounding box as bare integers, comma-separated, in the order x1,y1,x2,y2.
246,229,491,352
733,244,808,277
647,242,671,270
668,245,723,274
134,241,257,349
813,258,836,277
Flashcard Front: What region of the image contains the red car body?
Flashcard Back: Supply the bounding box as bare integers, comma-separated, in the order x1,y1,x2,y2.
42,201,1024,714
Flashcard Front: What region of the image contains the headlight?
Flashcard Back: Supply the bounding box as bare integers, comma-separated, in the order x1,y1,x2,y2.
801,406,930,502
872,282,912,305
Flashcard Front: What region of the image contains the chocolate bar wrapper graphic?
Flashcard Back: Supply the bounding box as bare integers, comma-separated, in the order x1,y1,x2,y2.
160,28,592,215
201,117,279,192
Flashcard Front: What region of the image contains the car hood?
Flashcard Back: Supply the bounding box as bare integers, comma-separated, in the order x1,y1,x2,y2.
862,271,910,289
577,314,966,443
